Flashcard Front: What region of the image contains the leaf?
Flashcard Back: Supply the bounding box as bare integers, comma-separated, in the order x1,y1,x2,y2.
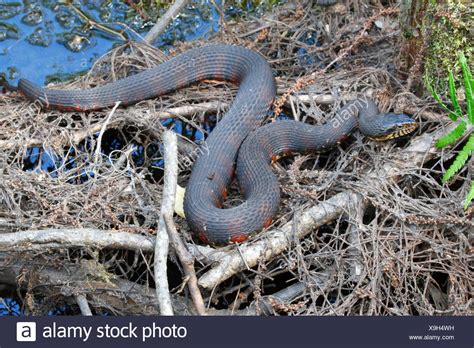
464,181,474,210
448,71,462,120
427,83,456,120
459,53,473,124
435,120,467,148
442,133,474,183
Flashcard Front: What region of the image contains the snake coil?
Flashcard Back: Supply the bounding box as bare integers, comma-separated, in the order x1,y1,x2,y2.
8,44,417,245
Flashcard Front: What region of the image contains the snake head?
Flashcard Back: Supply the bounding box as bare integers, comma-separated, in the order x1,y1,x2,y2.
365,113,417,141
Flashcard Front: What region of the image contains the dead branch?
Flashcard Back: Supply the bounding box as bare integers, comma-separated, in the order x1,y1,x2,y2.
144,0,189,44
198,191,364,289
154,130,178,315
93,101,121,164
0,227,242,266
0,228,154,252
0,252,191,315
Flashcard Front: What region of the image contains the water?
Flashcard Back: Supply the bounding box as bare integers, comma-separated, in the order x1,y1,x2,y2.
1,1,124,85
0,297,22,316
0,0,233,86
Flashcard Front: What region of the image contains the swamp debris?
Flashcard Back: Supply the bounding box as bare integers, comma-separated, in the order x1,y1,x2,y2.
0,1,472,316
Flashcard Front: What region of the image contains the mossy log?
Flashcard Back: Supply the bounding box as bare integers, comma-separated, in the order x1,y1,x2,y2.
398,0,472,94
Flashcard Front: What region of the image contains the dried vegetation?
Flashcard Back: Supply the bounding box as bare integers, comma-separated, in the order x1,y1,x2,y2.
0,0,472,315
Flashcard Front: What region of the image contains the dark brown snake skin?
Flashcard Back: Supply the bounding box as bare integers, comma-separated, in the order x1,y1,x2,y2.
8,44,416,245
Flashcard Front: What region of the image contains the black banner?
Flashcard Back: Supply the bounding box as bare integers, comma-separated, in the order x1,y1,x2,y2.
1,316,472,348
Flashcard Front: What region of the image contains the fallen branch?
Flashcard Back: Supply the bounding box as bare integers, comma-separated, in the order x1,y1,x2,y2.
198,191,363,289
0,228,155,252
0,252,189,315
154,130,178,315
0,227,237,265
144,0,189,44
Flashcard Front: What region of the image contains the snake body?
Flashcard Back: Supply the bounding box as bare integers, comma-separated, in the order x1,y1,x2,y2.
7,44,416,245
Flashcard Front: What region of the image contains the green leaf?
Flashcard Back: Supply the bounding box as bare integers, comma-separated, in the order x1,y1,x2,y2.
435,120,467,148
464,181,474,210
459,53,473,124
448,71,462,121
442,133,474,183
427,83,456,120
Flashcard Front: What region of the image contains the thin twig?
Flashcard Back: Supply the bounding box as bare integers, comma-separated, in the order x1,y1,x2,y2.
287,90,375,106
94,101,121,164
0,101,227,151
68,3,127,41
273,7,400,115
164,214,207,315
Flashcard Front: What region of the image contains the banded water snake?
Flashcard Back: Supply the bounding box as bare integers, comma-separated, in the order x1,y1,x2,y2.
1,44,417,245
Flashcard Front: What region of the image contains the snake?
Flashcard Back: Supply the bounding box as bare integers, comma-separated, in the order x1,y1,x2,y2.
1,44,417,245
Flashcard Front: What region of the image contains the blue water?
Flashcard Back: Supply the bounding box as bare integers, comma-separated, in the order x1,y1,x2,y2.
0,0,229,86
1,1,121,85
0,298,22,316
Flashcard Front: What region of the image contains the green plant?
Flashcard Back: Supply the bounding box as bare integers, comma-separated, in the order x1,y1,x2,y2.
427,53,474,209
